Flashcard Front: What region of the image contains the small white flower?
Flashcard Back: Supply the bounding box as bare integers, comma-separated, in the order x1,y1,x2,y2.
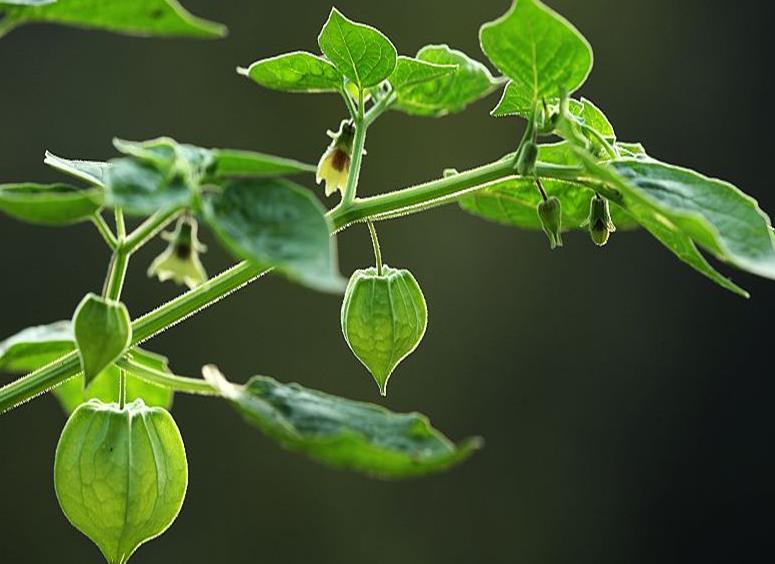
147,216,208,289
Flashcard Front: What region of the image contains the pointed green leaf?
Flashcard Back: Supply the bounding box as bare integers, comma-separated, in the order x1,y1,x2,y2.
610,160,775,280
481,0,593,116
73,294,132,386
55,399,187,564
204,366,481,479
210,148,316,178
5,0,226,38
238,51,343,93
576,152,766,296
202,178,346,293
572,98,615,140
317,7,397,90
105,157,192,216
0,183,102,225
392,45,500,117
44,151,110,187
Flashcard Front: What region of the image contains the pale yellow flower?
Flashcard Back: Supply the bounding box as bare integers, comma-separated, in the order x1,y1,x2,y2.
316,120,355,198
147,216,208,289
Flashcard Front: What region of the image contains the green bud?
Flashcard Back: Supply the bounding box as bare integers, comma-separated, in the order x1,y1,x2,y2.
537,197,563,249
515,141,538,176
588,194,616,247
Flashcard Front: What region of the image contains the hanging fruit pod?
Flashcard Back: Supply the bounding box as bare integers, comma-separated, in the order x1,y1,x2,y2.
341,266,428,396
54,399,188,564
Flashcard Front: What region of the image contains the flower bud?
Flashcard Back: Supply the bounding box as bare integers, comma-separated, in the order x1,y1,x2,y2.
515,141,539,176
588,193,616,247
316,120,356,197
537,196,563,249
147,216,208,289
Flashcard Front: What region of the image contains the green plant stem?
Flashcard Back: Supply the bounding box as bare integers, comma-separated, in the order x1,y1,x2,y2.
118,368,126,409
0,159,585,413
341,111,367,206
103,249,129,301
116,357,218,396
125,208,180,253
581,123,618,160
367,221,383,275
92,214,118,249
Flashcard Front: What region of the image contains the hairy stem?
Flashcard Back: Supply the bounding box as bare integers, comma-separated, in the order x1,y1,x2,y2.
92,214,118,250
367,221,383,276
0,158,585,412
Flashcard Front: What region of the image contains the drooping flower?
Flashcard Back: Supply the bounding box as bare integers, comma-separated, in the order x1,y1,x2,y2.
316,120,355,197
147,216,208,289
588,193,616,247
537,196,564,250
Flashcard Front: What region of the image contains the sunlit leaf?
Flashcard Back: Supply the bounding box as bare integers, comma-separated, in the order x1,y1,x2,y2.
204,366,481,479
238,51,343,94
0,183,102,225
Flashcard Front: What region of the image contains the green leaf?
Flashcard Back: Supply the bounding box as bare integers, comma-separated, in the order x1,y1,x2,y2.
1,1,54,6
0,321,175,413
389,55,457,91
105,157,192,216
0,183,102,225
317,7,397,90
392,45,500,117
572,98,615,140
73,294,132,386
202,178,345,293
44,151,110,187
341,266,428,396
577,152,768,296
481,0,593,116
610,160,775,280
459,143,637,230
203,366,481,479
0,320,73,372
210,148,316,178
55,399,187,564
5,0,226,38
238,51,343,94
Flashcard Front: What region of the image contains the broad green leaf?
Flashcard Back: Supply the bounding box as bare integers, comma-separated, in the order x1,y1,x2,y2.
610,159,775,281
55,399,187,564
0,320,73,372
389,55,457,92
392,45,501,117
238,51,343,93
317,7,397,90
481,0,593,116
4,0,226,38
204,366,481,479
113,137,214,175
460,142,637,230
0,321,174,413
203,178,345,293
210,148,316,178
0,183,102,225
44,151,110,187
577,152,763,296
73,294,132,385
105,157,192,216
341,266,428,396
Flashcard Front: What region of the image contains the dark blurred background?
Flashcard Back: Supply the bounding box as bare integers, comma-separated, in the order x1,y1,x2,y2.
1,1,774,563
